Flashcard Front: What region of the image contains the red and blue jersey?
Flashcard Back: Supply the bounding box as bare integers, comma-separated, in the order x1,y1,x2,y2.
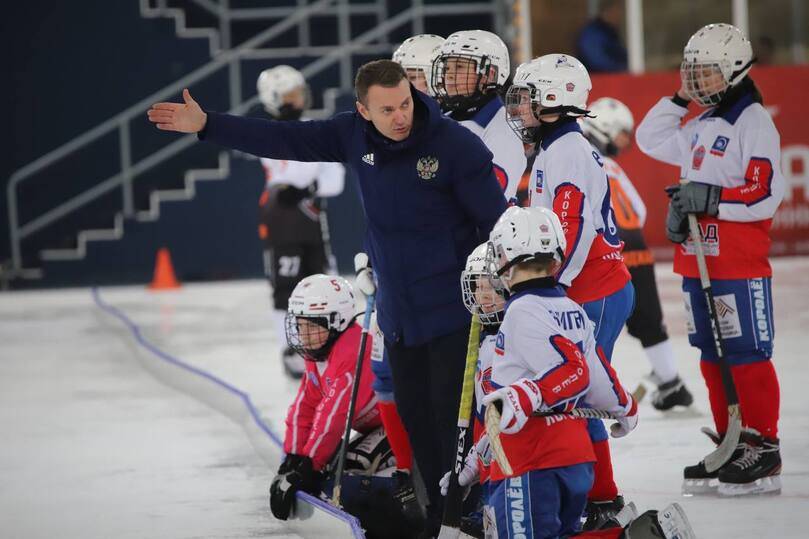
528,120,630,304
453,95,527,204
488,281,635,480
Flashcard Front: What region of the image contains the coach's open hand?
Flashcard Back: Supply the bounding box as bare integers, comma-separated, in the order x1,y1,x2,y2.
147,89,207,133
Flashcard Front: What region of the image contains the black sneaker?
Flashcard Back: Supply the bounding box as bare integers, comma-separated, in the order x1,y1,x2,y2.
581,495,625,531
718,433,781,496
651,376,694,411
682,429,749,495
282,346,305,379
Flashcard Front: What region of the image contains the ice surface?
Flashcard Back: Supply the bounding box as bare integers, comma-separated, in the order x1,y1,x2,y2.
1,258,807,538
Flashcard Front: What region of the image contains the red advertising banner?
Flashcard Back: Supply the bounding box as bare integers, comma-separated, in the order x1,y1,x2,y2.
589,65,809,259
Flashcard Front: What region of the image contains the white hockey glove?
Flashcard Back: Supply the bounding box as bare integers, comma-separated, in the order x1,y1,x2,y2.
354,252,376,296
475,433,492,468
481,378,542,435
610,396,639,438
439,444,479,497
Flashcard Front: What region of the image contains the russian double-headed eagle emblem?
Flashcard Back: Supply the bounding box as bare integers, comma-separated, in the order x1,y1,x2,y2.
416,156,439,180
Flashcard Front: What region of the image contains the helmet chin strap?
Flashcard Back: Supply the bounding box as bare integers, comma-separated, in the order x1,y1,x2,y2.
728,57,757,86
501,265,517,293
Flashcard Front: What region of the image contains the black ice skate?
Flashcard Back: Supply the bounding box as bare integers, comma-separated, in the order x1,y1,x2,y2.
651,376,693,411
282,346,305,379
682,428,748,495
459,511,484,539
595,501,638,531
581,495,625,531
717,431,781,496
391,470,426,531
623,502,696,539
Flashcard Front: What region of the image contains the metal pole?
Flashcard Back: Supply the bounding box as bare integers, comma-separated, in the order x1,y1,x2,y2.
219,0,231,51
792,0,807,63
412,0,425,36
732,0,749,38
626,0,645,74
587,0,599,18
221,0,242,110
297,0,310,48
517,0,532,64
377,0,388,47
338,0,352,90
7,182,21,275
119,123,134,217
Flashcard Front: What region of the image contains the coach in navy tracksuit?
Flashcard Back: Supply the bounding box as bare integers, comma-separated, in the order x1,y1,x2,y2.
148,60,506,530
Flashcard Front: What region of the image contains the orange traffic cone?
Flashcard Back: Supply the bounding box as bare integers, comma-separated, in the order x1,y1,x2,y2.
149,248,181,290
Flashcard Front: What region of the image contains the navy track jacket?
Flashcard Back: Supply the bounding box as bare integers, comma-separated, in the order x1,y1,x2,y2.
199,89,506,346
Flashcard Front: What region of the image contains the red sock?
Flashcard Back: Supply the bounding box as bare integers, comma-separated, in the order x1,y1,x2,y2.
731,361,780,438
588,439,619,501
378,401,413,470
574,530,623,538
700,360,728,435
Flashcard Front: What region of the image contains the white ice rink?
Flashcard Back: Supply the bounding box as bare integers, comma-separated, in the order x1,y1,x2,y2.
2,258,808,538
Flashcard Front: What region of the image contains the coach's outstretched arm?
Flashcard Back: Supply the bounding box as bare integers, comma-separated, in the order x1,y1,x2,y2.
147,89,348,163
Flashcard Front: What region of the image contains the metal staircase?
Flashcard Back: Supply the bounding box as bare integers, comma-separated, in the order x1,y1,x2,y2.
140,0,222,56
5,0,508,287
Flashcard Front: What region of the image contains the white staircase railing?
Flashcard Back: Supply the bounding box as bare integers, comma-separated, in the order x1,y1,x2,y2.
6,0,504,282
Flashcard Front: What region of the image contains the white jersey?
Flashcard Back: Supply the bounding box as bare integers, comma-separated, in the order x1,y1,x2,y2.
493,286,633,419
635,94,785,279
260,158,345,197
260,118,345,197
474,332,497,420
528,122,629,304
635,96,785,223
603,156,646,228
457,97,527,202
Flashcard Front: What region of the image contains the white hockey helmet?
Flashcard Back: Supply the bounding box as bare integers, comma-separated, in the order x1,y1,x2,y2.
581,97,634,156
431,30,510,107
285,274,357,360
257,65,307,115
461,243,506,326
485,206,567,292
392,34,444,91
681,23,754,107
506,54,592,142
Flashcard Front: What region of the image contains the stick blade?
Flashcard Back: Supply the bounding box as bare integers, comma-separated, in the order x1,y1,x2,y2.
632,383,648,404
437,525,462,539
484,404,513,476
704,406,742,472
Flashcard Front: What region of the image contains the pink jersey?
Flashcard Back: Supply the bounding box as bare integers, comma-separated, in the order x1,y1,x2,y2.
283,323,380,470
636,95,785,279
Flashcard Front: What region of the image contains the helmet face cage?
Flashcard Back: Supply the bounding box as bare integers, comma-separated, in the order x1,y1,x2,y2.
284,312,338,361
505,85,541,143
484,241,510,294
680,61,728,107
432,53,496,110
461,268,505,326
